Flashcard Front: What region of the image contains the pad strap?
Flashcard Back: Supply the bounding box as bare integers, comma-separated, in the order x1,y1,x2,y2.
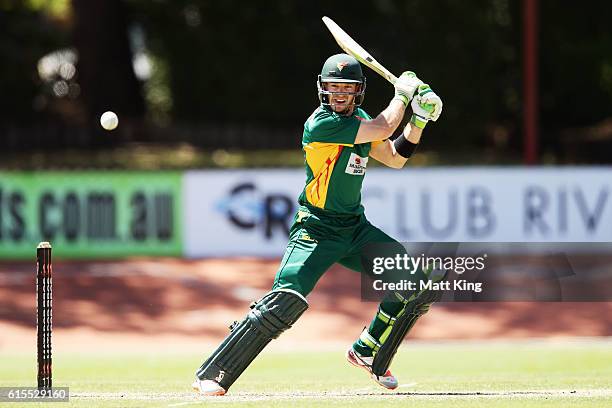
359,328,382,353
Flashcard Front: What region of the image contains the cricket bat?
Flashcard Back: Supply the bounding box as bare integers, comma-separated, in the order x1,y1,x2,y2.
322,16,398,85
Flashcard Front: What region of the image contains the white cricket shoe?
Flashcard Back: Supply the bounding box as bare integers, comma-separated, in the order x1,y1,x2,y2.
346,347,398,390
192,378,226,396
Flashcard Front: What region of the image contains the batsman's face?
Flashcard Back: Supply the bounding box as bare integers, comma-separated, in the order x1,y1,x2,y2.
325,82,357,113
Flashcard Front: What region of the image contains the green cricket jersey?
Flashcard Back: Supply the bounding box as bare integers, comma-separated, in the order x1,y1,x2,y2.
298,105,382,216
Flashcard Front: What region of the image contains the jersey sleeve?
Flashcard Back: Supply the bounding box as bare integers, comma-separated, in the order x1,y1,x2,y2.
359,108,386,151
371,139,385,150
305,110,361,145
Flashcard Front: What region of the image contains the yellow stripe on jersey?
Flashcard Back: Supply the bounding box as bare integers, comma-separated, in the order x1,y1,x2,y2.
304,142,349,208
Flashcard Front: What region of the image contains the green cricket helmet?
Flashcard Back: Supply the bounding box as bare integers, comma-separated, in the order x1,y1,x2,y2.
317,53,366,108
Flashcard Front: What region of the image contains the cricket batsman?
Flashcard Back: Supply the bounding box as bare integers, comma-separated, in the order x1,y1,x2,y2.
193,53,443,395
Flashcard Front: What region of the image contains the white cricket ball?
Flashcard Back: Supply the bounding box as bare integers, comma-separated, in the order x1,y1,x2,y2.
100,111,119,131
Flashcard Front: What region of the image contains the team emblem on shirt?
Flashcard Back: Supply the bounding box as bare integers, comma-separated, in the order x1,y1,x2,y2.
345,152,368,175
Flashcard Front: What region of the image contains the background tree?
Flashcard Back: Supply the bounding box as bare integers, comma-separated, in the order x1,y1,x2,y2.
72,0,145,122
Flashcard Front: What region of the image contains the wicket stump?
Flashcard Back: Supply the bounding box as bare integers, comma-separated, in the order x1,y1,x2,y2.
36,242,52,390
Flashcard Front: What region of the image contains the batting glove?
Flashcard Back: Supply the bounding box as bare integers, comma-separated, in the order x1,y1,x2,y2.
393,71,422,107
410,84,443,129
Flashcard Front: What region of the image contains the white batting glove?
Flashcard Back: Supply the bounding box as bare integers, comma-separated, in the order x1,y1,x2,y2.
410,84,443,129
393,71,423,107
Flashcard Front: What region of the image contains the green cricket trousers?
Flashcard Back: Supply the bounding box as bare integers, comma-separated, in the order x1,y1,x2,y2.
272,204,429,356
272,205,398,295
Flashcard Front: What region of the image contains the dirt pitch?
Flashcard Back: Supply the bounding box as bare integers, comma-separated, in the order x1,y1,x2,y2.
1,258,611,353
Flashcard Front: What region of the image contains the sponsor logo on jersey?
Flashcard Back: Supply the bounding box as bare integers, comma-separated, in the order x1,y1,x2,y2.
345,152,368,175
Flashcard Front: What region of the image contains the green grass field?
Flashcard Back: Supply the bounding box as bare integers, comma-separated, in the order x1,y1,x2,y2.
1,341,611,407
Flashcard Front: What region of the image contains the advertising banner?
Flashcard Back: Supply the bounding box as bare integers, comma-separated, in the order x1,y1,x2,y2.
0,172,183,259
362,167,612,243
184,170,303,257
184,167,612,257
3,167,610,258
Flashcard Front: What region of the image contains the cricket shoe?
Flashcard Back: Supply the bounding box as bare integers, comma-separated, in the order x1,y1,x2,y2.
192,378,226,396
346,347,398,390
